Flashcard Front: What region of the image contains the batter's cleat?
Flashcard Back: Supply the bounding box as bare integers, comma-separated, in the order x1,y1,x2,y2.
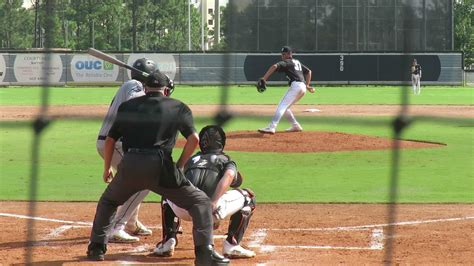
195,245,230,266
223,240,256,258
127,221,152,236
152,237,176,257
285,125,303,132
109,229,140,243
258,127,275,134
86,242,107,261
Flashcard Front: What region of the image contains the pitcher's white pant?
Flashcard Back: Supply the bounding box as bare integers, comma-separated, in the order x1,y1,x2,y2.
268,81,306,129
167,189,245,222
412,74,421,95
96,139,150,231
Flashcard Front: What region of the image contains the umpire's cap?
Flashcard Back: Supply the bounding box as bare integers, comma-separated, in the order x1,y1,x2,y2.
146,70,170,88
199,125,226,154
281,46,293,53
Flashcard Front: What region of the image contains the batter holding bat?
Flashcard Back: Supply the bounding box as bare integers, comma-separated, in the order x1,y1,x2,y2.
256,46,315,134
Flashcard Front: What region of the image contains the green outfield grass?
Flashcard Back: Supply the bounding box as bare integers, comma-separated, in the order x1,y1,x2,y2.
0,85,473,105
0,86,473,203
0,116,472,203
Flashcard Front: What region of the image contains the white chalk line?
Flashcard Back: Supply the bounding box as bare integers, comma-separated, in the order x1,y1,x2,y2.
2,212,471,254
268,216,474,231
46,224,89,239
0,212,91,226
251,228,384,252
249,216,473,252
370,228,384,250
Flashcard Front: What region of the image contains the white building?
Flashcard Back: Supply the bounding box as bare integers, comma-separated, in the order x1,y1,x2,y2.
200,0,227,50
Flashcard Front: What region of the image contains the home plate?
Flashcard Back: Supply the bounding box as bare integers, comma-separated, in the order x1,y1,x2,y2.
304,108,320,112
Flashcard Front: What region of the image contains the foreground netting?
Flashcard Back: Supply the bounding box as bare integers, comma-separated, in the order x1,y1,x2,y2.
0,0,469,265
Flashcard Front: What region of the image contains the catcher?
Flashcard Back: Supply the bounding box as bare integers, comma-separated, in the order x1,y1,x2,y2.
256,46,315,134
153,125,256,259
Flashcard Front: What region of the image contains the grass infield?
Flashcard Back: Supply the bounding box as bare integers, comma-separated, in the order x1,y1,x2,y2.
0,86,472,203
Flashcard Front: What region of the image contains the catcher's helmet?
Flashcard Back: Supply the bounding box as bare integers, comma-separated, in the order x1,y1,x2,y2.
199,125,226,154
132,58,156,82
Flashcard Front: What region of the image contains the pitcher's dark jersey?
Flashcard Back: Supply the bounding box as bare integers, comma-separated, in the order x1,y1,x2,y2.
276,59,310,84
184,152,238,197
411,64,422,75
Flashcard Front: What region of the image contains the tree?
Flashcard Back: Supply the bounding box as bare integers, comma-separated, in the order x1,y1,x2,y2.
454,0,474,68
0,0,34,48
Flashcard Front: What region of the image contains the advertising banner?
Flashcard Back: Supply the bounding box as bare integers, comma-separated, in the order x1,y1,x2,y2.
70,54,119,82
0,54,6,85
13,54,62,83
126,54,177,80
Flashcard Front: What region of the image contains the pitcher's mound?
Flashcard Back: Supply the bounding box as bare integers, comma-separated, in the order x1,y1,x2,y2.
178,131,444,153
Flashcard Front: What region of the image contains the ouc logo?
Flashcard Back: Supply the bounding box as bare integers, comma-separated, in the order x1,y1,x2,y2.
75,60,114,70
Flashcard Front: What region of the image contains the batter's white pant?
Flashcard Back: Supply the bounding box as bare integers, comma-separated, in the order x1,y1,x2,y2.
166,189,245,222
268,81,306,129
412,74,421,95
96,139,150,232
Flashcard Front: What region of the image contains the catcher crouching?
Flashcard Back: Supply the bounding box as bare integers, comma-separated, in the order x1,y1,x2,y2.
153,125,257,259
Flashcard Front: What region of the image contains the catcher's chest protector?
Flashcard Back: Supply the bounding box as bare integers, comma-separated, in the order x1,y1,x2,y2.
185,153,231,197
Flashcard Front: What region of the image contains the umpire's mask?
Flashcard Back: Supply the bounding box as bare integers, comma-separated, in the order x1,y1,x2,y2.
199,125,226,154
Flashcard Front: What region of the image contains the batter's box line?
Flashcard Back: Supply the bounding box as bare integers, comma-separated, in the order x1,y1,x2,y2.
248,228,384,252
249,216,474,252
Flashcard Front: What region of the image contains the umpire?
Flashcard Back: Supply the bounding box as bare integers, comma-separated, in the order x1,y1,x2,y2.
86,70,229,265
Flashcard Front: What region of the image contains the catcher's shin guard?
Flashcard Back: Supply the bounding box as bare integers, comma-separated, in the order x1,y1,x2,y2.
226,189,256,245
160,199,181,243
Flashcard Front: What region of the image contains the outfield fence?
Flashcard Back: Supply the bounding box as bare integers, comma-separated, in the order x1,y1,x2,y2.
0,52,464,86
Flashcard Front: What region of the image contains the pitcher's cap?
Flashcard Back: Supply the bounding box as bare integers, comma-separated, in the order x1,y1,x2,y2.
281,46,293,53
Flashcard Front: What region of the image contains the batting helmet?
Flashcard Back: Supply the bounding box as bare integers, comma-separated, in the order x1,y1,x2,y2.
199,125,226,154
132,58,156,82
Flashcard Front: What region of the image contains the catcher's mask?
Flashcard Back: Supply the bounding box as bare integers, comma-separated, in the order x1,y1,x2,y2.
199,125,226,154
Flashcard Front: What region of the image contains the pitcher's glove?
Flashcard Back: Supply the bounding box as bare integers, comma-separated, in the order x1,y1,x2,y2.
256,78,267,93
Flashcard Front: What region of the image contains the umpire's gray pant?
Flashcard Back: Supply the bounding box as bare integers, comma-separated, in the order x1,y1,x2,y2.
89,152,213,247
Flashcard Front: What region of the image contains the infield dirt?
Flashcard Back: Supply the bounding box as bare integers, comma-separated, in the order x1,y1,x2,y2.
0,202,473,265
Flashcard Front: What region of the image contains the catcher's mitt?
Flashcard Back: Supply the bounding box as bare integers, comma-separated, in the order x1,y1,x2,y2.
256,78,267,93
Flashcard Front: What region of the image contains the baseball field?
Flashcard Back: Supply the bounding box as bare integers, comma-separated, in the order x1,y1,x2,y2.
0,85,473,264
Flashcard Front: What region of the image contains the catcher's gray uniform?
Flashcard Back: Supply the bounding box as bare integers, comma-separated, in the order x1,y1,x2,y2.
96,79,150,240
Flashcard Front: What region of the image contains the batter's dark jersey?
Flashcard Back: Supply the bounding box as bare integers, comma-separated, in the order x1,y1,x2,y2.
184,152,238,197
412,64,422,75
108,92,196,155
276,59,310,84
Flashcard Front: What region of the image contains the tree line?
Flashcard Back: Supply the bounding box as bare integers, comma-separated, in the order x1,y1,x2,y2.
0,0,205,51
0,0,471,67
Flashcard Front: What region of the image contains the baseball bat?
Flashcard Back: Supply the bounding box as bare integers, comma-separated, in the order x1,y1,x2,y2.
87,48,149,77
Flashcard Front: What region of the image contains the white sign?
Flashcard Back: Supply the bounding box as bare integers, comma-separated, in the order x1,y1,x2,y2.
126,54,177,80
14,54,62,83
70,55,119,82
0,54,6,84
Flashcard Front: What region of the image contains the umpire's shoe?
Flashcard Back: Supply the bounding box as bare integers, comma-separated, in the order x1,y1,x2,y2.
195,244,230,266
86,242,107,261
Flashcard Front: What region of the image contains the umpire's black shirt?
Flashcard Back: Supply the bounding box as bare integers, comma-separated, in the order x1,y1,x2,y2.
108,91,196,155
